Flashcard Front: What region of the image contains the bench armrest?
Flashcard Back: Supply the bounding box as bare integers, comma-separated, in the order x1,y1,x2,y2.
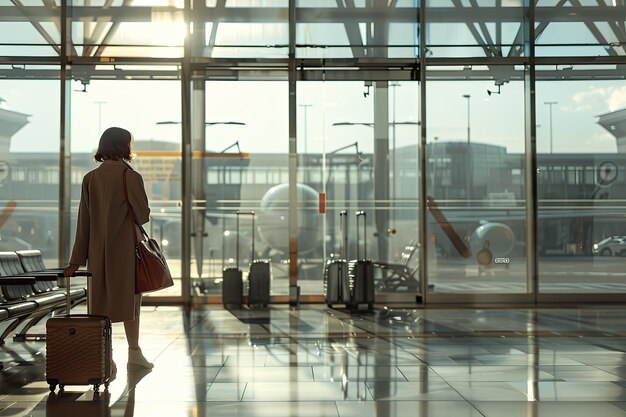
0,276,37,285
17,272,62,281
22,268,92,278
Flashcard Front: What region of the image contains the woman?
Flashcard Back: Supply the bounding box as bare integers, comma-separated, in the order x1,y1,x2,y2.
64,127,153,371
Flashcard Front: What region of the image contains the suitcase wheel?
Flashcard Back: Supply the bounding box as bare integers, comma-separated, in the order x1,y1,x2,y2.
48,384,57,393
59,385,65,392
93,384,100,393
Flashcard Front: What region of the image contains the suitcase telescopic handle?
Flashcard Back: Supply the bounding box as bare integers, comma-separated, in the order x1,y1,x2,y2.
66,276,71,315
236,210,256,265
339,210,348,260
65,271,93,315
356,210,366,260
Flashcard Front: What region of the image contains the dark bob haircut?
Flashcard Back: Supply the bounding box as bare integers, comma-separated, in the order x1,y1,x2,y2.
93,127,133,162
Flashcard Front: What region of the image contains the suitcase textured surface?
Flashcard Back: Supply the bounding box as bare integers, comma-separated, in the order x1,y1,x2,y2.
46,314,112,392
248,260,270,306
324,258,349,307
324,210,350,307
222,266,243,308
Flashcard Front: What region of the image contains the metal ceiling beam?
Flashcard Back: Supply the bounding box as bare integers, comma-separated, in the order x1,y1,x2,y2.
0,62,624,81
0,5,624,24
337,0,366,59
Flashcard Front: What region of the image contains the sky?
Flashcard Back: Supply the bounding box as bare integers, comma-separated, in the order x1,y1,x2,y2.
2,76,626,157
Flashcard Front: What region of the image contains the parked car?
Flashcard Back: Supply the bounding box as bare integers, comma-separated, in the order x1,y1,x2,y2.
592,236,626,256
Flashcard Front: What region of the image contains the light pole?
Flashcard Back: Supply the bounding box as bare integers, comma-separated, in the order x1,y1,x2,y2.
299,104,312,155
545,101,558,153
299,104,312,182
94,101,107,135
390,82,400,204
462,94,471,200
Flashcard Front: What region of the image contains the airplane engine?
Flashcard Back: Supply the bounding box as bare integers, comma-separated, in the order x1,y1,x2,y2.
257,183,321,255
469,221,515,261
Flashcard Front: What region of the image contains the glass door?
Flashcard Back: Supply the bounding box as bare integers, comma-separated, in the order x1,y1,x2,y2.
297,80,421,303
189,79,289,301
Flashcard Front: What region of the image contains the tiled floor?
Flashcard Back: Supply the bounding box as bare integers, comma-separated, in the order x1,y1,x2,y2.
1,305,626,416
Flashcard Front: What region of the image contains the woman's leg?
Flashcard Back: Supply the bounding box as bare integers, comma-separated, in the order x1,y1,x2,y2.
123,294,142,349
124,294,153,369
123,317,140,350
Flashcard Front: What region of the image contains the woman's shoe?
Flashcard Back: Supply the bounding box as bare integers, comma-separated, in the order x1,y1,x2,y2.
127,347,154,371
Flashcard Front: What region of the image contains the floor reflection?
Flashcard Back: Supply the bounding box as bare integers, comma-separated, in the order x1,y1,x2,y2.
0,306,625,416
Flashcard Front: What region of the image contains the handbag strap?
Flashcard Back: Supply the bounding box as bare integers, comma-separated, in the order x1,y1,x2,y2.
123,169,139,247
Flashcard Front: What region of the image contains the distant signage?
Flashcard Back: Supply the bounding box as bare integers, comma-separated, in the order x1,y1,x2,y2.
591,161,618,199
596,161,618,187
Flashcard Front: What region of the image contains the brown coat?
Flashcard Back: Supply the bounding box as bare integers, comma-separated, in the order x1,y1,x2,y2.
70,159,150,323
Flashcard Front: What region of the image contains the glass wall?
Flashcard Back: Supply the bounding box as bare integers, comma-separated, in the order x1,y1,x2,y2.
0,68,60,266
426,66,528,294
536,65,626,294
1,3,626,305
69,65,182,297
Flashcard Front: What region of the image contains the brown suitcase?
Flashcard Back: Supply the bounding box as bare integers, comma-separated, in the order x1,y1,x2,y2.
45,274,112,393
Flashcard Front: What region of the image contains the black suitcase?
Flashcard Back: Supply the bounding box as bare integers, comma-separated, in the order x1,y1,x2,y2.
222,267,243,309
324,257,349,307
248,260,270,307
222,211,244,309
324,210,350,307
348,210,375,311
237,211,271,307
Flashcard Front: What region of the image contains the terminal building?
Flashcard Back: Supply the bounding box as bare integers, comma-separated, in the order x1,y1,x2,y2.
1,2,626,416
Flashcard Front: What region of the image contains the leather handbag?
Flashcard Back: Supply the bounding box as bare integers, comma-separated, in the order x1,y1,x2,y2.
123,169,173,294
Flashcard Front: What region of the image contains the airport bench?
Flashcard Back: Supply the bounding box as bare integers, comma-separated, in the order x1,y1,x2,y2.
372,240,420,292
16,250,87,302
